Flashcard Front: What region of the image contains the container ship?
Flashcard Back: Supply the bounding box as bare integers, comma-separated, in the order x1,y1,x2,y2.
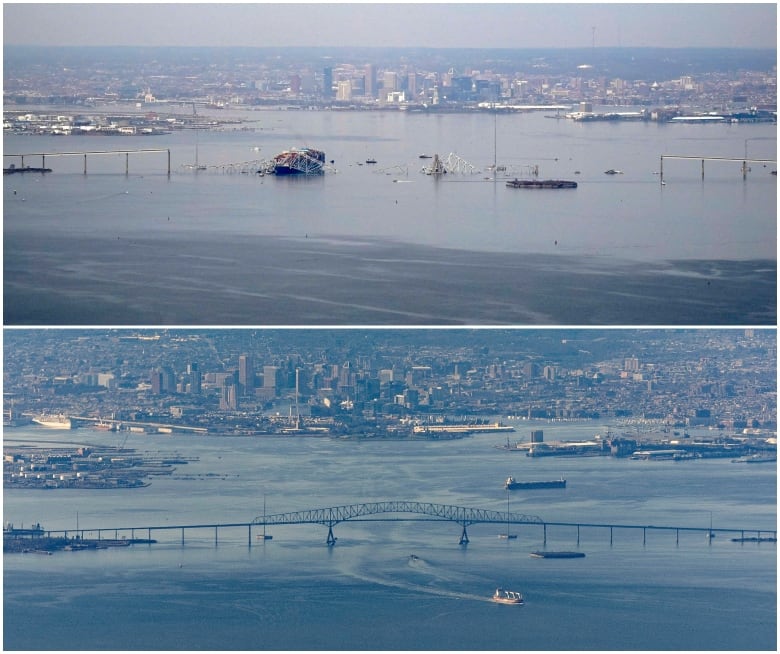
505,475,566,490
271,147,325,175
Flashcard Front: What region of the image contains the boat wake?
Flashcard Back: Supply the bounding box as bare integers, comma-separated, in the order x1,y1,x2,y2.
338,554,494,603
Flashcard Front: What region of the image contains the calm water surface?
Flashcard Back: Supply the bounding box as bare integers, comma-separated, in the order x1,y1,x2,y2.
4,110,776,260
4,110,776,325
4,422,776,650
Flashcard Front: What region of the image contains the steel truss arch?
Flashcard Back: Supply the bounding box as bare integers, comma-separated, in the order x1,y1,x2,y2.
252,501,543,529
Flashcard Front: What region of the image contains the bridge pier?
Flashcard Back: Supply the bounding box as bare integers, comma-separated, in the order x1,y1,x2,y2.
326,525,337,546
459,525,469,545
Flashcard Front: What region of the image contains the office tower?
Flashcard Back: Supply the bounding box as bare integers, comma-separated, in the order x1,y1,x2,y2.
221,380,238,411
187,363,201,394
239,354,254,396
364,64,376,99
322,67,333,99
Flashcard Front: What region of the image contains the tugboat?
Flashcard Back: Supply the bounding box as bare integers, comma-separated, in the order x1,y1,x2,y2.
492,588,524,605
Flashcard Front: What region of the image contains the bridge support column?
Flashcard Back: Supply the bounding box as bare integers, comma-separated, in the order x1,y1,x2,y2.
543,523,547,546
248,525,252,548
459,525,469,546
326,526,337,546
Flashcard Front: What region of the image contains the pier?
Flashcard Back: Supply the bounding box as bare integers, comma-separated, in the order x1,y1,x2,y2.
3,149,171,175
6,501,775,550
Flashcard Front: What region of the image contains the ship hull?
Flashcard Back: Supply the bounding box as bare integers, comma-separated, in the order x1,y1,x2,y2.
32,416,72,429
506,179,577,189
506,479,566,490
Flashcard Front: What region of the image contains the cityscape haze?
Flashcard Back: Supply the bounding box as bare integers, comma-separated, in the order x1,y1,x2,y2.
3,3,777,49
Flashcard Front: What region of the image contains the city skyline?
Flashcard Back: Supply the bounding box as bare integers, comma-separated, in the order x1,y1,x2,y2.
3,2,777,49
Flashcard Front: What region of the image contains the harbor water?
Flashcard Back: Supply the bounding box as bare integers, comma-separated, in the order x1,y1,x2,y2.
4,109,776,325
4,422,776,650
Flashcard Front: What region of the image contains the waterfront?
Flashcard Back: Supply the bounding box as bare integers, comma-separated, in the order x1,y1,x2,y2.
3,422,776,650
4,109,776,325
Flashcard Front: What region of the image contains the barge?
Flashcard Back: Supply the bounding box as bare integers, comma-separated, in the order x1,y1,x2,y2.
530,551,586,559
505,476,566,490
506,178,577,189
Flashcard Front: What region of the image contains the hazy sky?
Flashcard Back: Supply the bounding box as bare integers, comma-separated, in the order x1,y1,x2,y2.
3,2,777,49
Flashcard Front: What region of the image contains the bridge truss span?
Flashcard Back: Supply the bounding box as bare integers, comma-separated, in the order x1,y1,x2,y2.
252,501,544,545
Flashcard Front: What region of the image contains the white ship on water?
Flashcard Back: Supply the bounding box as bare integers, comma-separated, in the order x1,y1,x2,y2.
32,414,72,429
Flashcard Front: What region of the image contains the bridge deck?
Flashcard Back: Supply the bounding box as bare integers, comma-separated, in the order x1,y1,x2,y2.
7,502,774,546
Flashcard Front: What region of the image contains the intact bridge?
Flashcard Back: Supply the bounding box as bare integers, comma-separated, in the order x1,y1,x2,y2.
23,501,776,549
254,501,543,546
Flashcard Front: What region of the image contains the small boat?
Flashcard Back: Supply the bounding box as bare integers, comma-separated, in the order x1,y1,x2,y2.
365,158,377,164
492,588,524,605
604,169,623,175
418,154,432,159
498,533,518,539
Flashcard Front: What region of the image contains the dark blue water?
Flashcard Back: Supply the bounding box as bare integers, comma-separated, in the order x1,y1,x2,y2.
4,423,776,650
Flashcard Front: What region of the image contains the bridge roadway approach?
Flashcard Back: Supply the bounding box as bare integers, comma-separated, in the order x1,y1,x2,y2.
28,501,776,549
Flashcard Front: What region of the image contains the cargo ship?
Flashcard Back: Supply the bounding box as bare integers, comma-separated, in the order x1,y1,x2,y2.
506,178,577,189
32,414,72,429
505,476,566,490
271,147,325,175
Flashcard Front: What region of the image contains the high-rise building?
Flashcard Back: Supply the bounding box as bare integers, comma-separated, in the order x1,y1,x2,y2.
364,64,376,99
336,80,352,101
187,363,201,394
383,71,398,93
239,354,254,396
407,71,417,99
624,357,640,371
263,365,281,393
221,380,238,411
322,67,333,99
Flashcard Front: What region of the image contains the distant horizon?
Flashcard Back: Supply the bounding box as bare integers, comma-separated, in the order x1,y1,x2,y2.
4,43,777,52
3,3,776,49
